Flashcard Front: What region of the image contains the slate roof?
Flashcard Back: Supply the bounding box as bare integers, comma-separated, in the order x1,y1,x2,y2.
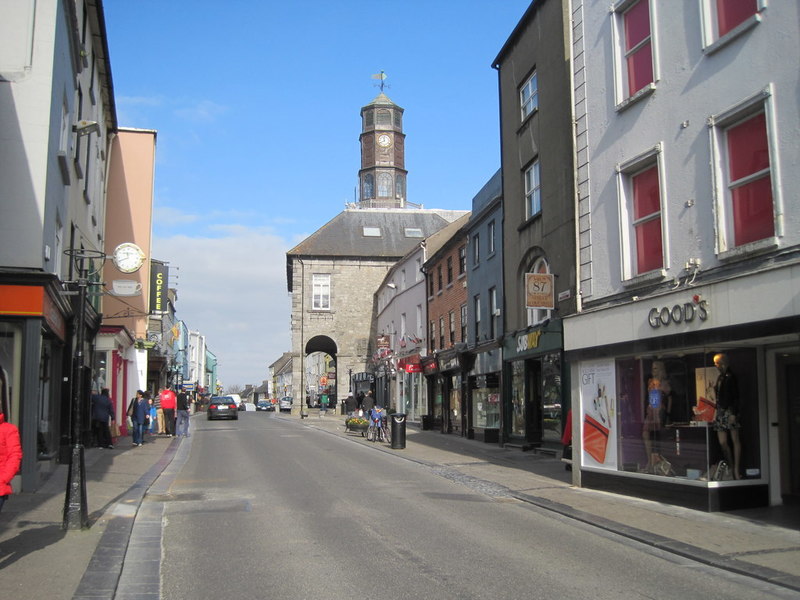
286,208,468,291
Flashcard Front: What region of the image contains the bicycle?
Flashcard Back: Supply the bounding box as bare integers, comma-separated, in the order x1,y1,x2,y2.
366,418,390,443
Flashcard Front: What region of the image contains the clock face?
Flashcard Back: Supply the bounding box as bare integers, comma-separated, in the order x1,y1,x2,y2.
377,133,391,148
112,243,146,273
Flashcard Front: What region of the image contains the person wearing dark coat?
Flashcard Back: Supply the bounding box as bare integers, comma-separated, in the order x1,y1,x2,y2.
91,388,116,448
130,390,150,446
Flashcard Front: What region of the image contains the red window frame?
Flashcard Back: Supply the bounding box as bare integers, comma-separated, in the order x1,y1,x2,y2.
623,0,653,97
726,112,774,246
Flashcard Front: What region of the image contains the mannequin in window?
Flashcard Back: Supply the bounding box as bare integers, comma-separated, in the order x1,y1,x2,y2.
713,353,742,479
642,360,672,472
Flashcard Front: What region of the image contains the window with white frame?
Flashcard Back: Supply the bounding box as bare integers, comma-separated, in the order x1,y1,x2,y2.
459,246,466,274
460,303,467,341
472,233,480,265
613,0,655,103
439,316,445,349
430,321,436,350
401,313,407,339
488,220,496,254
449,311,455,344
710,90,776,253
489,287,498,339
526,258,552,326
417,305,423,338
520,71,538,120
416,257,423,281
312,274,331,310
474,295,481,343
524,160,541,219
617,147,665,279
701,0,763,50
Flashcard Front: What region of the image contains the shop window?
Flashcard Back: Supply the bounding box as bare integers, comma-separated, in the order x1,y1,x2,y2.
579,349,760,483
509,361,526,437
471,375,501,430
710,91,777,256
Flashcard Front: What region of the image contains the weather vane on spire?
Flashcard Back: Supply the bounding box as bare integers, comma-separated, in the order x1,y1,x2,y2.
371,70,388,92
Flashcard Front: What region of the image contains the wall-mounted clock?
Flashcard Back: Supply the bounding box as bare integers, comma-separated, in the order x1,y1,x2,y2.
112,242,146,273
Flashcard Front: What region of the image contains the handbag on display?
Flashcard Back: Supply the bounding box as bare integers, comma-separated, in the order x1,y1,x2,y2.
583,413,609,464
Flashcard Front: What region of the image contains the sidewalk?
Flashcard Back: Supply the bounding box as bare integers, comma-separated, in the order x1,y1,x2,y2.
0,432,179,600
300,410,800,593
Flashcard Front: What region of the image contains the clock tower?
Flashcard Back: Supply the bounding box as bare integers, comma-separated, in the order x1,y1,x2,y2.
358,92,409,208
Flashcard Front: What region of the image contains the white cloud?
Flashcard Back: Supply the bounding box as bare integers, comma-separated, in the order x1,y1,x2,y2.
153,205,201,225
152,228,291,389
174,100,228,123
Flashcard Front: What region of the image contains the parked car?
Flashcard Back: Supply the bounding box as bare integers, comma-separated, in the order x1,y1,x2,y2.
207,396,238,420
238,402,256,411
256,400,273,411
279,396,293,412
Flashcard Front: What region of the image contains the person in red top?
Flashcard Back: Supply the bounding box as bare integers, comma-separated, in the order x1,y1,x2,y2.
0,404,23,514
159,387,177,437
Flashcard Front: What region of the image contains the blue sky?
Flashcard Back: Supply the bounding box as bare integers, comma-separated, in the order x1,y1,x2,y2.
103,0,531,389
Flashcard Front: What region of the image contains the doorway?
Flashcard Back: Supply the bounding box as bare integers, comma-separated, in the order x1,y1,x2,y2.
770,348,800,505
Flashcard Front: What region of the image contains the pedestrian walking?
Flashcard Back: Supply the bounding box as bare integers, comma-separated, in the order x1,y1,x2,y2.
176,390,190,437
160,387,177,436
0,389,22,514
154,389,165,434
90,387,115,449
129,390,149,446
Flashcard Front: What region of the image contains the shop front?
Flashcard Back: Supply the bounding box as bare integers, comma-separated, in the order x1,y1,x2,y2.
565,273,800,511
422,351,464,434
466,344,502,443
397,354,426,422
0,280,71,491
502,320,566,451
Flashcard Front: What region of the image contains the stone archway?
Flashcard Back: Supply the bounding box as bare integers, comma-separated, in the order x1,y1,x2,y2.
304,336,338,410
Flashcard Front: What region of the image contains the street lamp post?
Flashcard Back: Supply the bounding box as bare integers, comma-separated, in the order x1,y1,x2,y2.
62,248,104,530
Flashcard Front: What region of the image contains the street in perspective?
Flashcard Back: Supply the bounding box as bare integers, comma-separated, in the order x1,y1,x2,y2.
5,411,800,599
2,1,800,599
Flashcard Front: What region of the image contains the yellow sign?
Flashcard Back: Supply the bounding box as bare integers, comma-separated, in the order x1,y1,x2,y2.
525,273,554,309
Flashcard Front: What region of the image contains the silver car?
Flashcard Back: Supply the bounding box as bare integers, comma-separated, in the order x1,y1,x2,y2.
279,396,293,412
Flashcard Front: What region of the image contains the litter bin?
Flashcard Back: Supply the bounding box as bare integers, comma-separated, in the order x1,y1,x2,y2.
390,413,407,449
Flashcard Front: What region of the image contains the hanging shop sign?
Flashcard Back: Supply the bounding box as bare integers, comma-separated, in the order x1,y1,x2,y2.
377,334,390,348
525,273,554,310
149,262,168,314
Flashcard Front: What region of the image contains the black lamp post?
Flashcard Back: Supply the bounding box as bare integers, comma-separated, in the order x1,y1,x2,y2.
62,248,104,530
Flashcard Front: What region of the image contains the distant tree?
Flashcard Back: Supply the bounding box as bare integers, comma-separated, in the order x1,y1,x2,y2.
226,384,243,394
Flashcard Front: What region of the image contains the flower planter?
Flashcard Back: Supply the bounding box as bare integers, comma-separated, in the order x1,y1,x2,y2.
345,419,369,436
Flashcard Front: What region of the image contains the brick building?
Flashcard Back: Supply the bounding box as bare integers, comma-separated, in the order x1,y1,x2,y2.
421,214,471,433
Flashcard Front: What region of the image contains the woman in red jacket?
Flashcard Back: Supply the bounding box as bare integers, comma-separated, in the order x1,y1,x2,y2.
0,406,23,513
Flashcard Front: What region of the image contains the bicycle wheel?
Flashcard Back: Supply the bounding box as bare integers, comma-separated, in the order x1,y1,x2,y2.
366,425,375,442
380,426,390,443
